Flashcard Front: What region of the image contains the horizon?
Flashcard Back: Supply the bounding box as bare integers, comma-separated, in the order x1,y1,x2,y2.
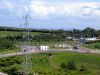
0,0,100,30
0,25,99,31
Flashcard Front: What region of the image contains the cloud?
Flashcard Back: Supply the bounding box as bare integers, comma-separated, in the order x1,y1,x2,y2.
0,0,100,29
0,0,100,18
0,0,14,10
27,1,100,19
29,1,56,17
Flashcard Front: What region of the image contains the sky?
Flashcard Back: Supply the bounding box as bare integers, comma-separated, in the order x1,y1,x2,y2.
0,0,100,30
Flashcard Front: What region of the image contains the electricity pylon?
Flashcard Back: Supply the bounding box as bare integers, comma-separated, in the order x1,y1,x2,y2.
21,14,33,75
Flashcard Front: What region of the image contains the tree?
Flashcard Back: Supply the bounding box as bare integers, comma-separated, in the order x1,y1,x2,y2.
73,29,81,38
60,60,76,71
2,65,20,75
95,30,100,37
83,27,95,37
0,38,15,50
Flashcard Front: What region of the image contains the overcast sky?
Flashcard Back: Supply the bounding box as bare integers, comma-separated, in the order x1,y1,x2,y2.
0,0,100,30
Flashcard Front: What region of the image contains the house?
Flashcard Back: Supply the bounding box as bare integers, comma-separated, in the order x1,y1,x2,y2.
85,37,98,41
66,37,72,40
54,44,71,49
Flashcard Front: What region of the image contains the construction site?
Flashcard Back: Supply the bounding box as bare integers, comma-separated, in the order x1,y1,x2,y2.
0,0,100,75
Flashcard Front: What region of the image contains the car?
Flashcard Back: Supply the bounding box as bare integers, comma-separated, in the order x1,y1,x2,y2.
73,46,79,49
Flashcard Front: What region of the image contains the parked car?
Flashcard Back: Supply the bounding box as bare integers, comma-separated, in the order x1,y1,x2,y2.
73,46,79,49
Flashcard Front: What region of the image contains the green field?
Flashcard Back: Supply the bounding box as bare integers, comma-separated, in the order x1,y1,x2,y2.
0,31,41,38
0,52,100,75
84,42,100,50
0,31,74,53
0,49,20,54
0,31,42,53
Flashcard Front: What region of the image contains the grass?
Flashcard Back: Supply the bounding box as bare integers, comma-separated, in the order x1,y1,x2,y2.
31,52,100,75
0,30,70,54
0,31,100,74
0,31,42,38
0,48,20,54
51,52,100,68
84,42,100,50
0,31,42,54
0,52,100,75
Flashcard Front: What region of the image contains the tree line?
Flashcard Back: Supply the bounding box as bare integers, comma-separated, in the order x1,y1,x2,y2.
0,26,100,38
0,27,100,50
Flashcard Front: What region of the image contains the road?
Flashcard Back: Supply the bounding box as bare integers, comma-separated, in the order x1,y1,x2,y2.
0,50,44,58
0,72,8,75
0,48,100,58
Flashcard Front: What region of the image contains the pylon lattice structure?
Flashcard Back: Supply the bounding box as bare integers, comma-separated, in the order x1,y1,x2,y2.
21,14,32,75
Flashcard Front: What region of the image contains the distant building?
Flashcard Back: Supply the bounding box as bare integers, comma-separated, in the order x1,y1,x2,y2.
39,46,49,51
85,37,98,41
79,38,86,44
54,44,71,49
79,37,99,44
66,37,72,40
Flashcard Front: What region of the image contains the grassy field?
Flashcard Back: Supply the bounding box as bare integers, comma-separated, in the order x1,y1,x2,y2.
0,31,42,53
0,52,100,75
84,42,100,50
0,31,100,74
0,31,74,53
0,48,20,54
0,31,41,38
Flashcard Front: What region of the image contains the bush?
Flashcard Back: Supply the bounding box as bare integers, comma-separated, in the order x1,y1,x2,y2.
60,63,67,70
79,65,87,72
86,40,100,44
2,65,20,75
60,60,76,71
67,60,76,70
0,38,15,50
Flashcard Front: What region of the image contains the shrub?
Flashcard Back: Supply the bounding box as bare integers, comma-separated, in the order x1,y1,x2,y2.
60,63,67,70
60,60,76,71
0,38,15,50
67,60,76,70
79,65,87,72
